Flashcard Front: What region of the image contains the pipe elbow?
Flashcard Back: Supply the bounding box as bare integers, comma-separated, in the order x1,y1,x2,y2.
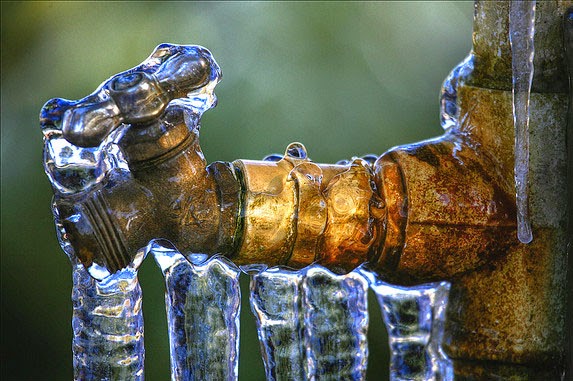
372,133,517,284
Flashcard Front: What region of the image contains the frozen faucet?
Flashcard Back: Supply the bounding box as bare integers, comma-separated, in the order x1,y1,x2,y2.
41,1,571,379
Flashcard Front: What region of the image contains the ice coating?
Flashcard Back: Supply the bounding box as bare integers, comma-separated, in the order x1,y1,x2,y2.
302,266,369,380
250,266,369,380
153,243,241,381
43,44,223,381
360,269,452,381
439,54,474,131
41,43,221,196
509,0,536,244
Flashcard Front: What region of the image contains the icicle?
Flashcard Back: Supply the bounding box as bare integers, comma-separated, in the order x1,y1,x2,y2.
52,202,145,381
71,261,145,381
153,243,240,381
302,266,369,381
249,266,369,380
360,269,452,381
250,268,305,381
510,0,536,244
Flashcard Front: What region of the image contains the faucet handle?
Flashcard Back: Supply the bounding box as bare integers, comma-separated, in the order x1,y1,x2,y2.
40,44,221,148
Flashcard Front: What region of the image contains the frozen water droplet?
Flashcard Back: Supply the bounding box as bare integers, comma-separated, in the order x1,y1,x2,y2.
361,154,379,166
286,142,308,160
263,153,283,162
336,159,351,166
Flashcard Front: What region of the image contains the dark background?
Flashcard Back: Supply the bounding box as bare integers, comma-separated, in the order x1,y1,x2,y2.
1,2,473,379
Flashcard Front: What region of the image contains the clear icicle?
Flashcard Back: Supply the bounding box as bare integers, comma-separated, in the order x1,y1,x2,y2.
360,269,452,381
302,266,369,381
71,261,145,381
250,268,305,381
510,0,536,244
153,243,241,381
249,266,369,380
53,202,145,381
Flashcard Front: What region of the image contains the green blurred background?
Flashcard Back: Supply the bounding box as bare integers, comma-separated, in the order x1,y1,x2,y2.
1,2,473,379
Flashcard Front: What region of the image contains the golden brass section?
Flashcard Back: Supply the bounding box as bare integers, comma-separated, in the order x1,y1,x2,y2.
319,158,384,272
233,146,383,271
233,159,298,266
288,161,327,268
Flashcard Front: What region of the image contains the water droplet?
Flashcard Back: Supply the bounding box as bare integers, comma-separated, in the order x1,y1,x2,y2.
263,153,283,162
286,142,308,160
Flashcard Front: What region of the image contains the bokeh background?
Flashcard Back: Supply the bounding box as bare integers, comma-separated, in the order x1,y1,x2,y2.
1,2,473,379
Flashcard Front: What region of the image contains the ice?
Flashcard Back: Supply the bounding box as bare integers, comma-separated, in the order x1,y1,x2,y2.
249,266,369,381
41,43,221,197
250,268,305,381
52,201,145,380
302,266,369,380
71,261,144,381
439,54,474,131
359,269,452,381
153,243,241,381
509,0,536,244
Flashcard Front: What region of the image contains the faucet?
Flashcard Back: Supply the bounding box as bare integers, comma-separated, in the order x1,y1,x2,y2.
41,1,571,378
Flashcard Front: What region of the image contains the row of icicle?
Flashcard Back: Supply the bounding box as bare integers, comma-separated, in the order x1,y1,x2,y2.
70,248,451,381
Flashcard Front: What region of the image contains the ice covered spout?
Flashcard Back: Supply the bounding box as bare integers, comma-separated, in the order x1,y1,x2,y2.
43,44,226,279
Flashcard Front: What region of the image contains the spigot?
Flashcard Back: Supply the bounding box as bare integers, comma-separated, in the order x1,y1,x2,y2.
42,44,229,278
42,43,388,278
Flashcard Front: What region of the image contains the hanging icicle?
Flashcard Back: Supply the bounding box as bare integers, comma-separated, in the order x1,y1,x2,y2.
71,261,145,381
153,243,241,381
360,269,452,381
250,266,369,381
509,0,536,244
250,268,305,381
